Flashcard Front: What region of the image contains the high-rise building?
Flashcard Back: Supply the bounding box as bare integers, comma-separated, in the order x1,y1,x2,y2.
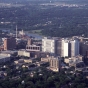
61,39,71,57
70,39,79,57
42,37,57,55
80,41,88,56
61,38,79,57
57,39,62,56
79,37,88,56
4,37,16,50
49,56,61,72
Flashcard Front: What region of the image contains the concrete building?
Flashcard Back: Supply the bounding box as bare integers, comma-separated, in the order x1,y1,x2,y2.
14,58,36,69
79,37,88,56
61,39,71,57
14,58,36,64
64,55,83,67
56,39,62,56
0,50,17,57
75,61,85,71
64,55,83,65
70,39,79,57
64,42,70,57
4,37,16,50
49,56,61,72
42,37,57,55
41,56,51,62
18,49,30,57
29,51,50,58
61,38,79,57
26,45,41,52
80,41,88,56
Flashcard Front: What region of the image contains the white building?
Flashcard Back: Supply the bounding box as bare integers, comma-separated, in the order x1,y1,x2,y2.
70,39,79,57
18,49,30,57
61,38,79,57
42,37,56,54
61,39,71,57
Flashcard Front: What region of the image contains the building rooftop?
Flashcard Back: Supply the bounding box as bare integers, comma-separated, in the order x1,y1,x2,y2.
1,50,17,54
0,54,10,59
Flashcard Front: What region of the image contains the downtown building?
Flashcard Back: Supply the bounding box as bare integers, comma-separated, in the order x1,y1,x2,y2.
70,39,79,57
61,39,71,57
42,37,57,55
49,56,61,72
42,37,79,57
61,38,79,57
26,38,41,52
79,37,88,56
4,37,16,50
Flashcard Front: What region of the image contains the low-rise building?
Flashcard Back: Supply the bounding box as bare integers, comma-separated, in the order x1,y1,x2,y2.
24,58,36,63
0,50,17,57
14,58,36,64
75,61,85,71
18,49,30,57
26,45,41,52
64,55,83,65
41,57,50,62
14,58,36,69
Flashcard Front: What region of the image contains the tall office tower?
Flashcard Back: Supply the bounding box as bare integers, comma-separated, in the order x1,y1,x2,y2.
79,37,88,56
61,39,64,57
42,37,57,55
70,39,79,57
80,41,88,56
57,39,62,56
61,39,71,57
4,37,16,50
49,56,61,72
